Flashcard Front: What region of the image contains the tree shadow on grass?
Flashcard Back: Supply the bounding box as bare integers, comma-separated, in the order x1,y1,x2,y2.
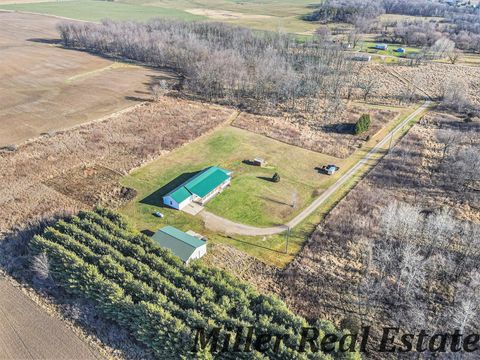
257,176,274,182
140,171,200,208
224,234,288,255
258,196,290,207
323,122,356,135
27,38,62,45
141,229,155,237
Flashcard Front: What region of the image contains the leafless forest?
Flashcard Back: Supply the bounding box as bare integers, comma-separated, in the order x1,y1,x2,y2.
56,19,368,121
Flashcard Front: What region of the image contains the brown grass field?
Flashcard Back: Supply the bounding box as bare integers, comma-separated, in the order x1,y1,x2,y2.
0,12,171,147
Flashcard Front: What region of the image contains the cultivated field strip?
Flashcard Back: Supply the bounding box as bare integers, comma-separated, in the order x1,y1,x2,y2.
30,208,355,359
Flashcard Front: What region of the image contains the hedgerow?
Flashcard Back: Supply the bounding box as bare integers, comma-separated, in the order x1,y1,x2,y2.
30,208,360,359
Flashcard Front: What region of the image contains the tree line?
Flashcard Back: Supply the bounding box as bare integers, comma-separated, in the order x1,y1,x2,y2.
30,207,359,359
57,19,360,119
304,0,480,53
304,0,479,23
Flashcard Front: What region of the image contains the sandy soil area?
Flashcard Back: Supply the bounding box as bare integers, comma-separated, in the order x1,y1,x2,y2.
186,8,272,20
0,12,171,147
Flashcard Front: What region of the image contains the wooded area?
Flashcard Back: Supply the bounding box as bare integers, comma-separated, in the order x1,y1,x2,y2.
305,0,480,52
57,19,362,119
279,111,480,354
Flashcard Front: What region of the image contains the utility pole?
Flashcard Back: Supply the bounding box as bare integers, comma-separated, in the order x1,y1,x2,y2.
285,226,291,254
388,133,393,152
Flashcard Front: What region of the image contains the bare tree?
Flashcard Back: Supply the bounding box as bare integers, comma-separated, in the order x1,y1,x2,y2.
358,78,378,102
32,253,50,281
441,77,470,113
150,80,169,101
447,48,461,64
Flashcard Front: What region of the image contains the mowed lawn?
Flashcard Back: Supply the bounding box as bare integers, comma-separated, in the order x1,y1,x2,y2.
120,126,344,229
0,0,204,21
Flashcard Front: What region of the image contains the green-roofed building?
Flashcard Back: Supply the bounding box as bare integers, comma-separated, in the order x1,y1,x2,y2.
163,166,232,210
152,226,207,263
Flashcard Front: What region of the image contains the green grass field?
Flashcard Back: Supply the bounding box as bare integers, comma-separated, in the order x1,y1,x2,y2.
0,0,318,33
7,0,461,37
359,41,419,58
120,126,343,229
0,0,204,22
118,125,344,267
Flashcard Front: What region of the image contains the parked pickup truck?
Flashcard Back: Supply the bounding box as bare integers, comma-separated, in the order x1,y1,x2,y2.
321,164,339,175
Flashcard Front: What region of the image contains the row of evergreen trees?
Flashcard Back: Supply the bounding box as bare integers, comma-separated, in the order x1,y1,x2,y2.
30,207,360,359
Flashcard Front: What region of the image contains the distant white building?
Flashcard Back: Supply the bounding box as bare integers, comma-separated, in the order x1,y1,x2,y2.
375,44,388,50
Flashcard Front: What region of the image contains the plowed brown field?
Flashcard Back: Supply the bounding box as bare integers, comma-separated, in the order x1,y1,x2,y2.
0,11,170,147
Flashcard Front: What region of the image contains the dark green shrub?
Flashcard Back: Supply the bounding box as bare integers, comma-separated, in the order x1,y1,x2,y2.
354,114,371,135
272,172,280,182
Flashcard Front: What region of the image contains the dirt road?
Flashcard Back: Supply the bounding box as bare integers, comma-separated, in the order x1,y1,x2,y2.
0,278,101,359
202,100,431,236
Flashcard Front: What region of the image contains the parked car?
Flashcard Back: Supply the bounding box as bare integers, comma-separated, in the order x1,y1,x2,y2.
320,164,339,175
153,211,164,218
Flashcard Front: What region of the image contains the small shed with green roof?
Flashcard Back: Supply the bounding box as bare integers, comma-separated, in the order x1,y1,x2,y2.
152,226,207,263
163,166,232,210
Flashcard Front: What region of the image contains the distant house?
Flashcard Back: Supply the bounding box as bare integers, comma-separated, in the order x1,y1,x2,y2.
375,44,388,50
396,47,406,53
152,226,207,264
163,166,232,210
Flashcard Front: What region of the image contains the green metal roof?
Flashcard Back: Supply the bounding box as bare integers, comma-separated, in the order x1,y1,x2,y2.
152,226,206,262
169,186,192,204
166,166,231,203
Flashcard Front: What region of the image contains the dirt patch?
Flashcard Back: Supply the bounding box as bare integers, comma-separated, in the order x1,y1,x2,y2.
185,8,272,20
202,243,280,295
0,12,174,147
234,103,399,158
43,165,136,207
0,278,101,359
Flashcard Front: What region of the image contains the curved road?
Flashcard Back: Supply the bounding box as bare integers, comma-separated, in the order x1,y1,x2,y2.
202,100,430,236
